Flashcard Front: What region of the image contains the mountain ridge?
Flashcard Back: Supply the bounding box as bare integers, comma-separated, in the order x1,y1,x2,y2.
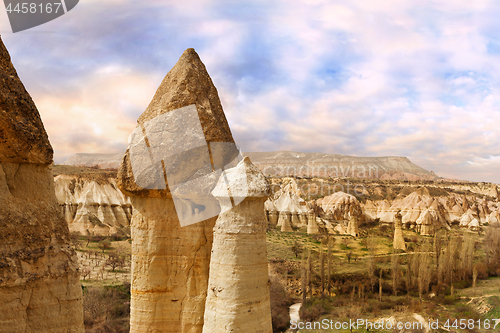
61,151,438,181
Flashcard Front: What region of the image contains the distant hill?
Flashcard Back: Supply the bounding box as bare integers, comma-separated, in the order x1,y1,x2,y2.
245,151,438,181
61,151,438,181
61,153,122,170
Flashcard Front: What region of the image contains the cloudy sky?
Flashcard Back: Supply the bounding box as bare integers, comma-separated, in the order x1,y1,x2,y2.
1,0,500,182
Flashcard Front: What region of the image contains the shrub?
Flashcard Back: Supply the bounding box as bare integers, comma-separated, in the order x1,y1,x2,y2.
83,283,130,332
269,275,293,332
300,298,330,322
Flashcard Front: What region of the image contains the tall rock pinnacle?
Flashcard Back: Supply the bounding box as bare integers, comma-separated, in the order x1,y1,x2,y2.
203,157,273,333
0,37,84,332
119,48,238,333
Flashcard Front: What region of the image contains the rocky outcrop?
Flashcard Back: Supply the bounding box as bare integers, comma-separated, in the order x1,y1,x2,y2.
362,188,451,235
318,191,364,224
203,157,272,333
266,178,311,228
347,215,359,237
54,174,132,235
361,186,500,233
118,48,238,333
0,37,83,332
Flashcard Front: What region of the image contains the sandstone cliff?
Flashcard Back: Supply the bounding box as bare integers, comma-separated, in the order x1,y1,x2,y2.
54,174,132,235
118,48,238,333
0,37,83,332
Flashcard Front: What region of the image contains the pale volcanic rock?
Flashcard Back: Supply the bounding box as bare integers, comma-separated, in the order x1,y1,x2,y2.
0,37,83,332
307,212,319,234
368,188,451,234
203,157,272,333
266,178,310,221
118,48,236,333
347,215,359,237
318,191,364,223
278,211,292,231
54,174,132,235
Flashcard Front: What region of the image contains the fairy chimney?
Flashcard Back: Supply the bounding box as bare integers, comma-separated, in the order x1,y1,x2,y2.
117,48,239,333
0,37,84,332
203,157,272,333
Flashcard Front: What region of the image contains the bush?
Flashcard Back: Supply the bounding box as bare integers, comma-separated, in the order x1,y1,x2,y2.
110,229,129,241
269,275,293,332
83,283,130,332
98,240,112,253
300,298,330,322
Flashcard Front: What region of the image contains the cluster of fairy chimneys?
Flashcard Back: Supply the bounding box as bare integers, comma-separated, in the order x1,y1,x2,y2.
266,209,319,233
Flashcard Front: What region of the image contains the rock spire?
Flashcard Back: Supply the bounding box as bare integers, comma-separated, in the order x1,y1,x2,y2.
118,48,239,333
0,37,84,332
203,157,273,333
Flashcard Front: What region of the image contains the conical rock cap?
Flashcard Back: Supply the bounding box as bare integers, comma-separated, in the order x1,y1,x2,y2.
118,48,237,197
0,37,53,164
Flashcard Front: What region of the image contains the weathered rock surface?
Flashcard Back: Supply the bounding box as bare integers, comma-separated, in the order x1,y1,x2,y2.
54,174,132,235
119,48,236,333
203,157,272,333
0,37,83,332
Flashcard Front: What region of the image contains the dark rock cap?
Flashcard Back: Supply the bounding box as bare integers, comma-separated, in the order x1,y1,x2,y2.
0,36,53,164
118,48,236,198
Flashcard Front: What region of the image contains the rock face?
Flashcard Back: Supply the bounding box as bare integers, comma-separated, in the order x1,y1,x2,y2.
0,37,83,332
54,174,132,235
118,48,237,333
203,157,272,333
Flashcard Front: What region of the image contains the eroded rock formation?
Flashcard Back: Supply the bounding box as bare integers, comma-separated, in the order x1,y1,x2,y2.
118,48,237,333
347,214,359,237
54,174,132,235
203,157,272,333
318,191,364,224
0,37,83,332
266,178,311,228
